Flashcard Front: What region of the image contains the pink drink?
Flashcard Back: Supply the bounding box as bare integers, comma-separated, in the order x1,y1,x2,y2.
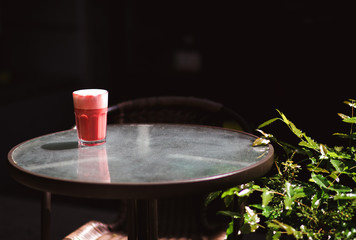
73,89,108,146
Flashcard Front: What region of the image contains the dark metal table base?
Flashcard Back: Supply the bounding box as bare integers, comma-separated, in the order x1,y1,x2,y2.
128,199,158,240
41,192,51,240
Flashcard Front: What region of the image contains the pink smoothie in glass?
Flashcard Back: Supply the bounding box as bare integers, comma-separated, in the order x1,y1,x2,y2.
73,89,108,146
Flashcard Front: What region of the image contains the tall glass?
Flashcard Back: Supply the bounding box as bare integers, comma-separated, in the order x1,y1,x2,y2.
73,89,108,146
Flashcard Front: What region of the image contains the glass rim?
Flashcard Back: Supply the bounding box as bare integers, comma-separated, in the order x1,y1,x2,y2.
73,89,108,96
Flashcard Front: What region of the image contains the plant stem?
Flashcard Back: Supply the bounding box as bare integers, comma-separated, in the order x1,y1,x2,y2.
350,100,354,161
328,172,342,187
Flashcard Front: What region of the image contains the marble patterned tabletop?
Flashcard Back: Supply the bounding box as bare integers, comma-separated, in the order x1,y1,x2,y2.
8,124,274,198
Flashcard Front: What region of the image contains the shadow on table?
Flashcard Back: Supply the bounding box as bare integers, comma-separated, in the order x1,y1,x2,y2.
41,141,79,150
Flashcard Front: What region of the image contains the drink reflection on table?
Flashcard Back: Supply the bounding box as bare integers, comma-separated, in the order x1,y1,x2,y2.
77,144,111,183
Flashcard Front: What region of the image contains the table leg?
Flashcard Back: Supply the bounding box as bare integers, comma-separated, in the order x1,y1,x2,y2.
127,199,158,240
41,192,51,240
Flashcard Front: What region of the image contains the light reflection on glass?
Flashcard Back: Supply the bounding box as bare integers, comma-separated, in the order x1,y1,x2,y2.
136,125,151,157
77,145,111,183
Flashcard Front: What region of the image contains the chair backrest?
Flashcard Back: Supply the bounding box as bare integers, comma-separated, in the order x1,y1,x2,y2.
107,96,252,132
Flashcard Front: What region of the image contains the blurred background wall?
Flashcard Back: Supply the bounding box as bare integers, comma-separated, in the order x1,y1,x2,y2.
0,0,355,197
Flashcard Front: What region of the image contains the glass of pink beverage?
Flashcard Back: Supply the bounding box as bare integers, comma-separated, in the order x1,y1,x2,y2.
73,89,108,146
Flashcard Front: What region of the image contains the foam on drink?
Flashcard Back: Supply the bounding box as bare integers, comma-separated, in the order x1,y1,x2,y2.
73,89,108,109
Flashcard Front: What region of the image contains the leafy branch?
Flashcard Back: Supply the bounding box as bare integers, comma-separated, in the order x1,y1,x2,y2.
209,100,356,239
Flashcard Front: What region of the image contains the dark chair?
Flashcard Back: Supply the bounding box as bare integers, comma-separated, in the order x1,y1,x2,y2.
107,96,251,132
65,96,251,240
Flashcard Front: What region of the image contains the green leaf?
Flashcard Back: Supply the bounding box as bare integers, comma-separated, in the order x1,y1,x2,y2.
220,187,237,207
276,110,319,150
284,182,294,210
344,100,356,108
284,197,294,210
250,204,274,218
226,220,234,236
343,117,356,124
334,146,344,152
256,129,274,138
217,210,242,218
205,191,221,206
257,117,280,129
276,110,303,138
329,184,351,193
276,109,289,124
305,136,319,150
298,140,316,150
238,188,254,197
331,159,346,172
289,122,303,139
329,171,340,182
262,189,274,207
239,223,252,235
221,187,239,198
252,137,270,146
307,165,329,174
262,206,274,218
311,173,330,189
223,195,235,208
311,173,351,193
333,132,349,137
284,182,306,210
244,206,260,232
338,113,350,120
299,140,313,148
320,144,328,157
267,230,282,240
333,133,356,140
334,192,356,200
286,182,306,199
268,220,303,239
311,193,322,209
327,149,352,159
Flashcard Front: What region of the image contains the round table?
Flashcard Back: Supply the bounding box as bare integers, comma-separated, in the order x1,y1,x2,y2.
8,124,274,240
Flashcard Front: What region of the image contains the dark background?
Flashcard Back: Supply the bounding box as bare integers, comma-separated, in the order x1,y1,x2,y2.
0,0,355,238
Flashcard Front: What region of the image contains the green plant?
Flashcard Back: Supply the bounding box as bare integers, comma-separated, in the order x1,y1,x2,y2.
208,100,356,239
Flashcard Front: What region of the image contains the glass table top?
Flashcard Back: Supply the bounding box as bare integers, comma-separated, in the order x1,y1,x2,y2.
10,124,271,185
